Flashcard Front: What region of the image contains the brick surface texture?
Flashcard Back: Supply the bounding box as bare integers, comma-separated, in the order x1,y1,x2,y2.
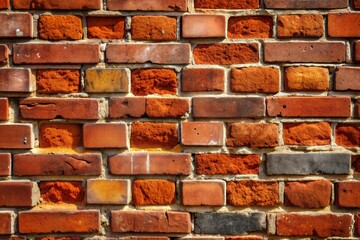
0,1,359,239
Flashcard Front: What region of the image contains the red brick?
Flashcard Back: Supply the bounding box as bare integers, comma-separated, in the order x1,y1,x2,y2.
87,17,125,39
13,153,102,176
355,0,360,9
182,180,225,206
146,98,189,118
37,69,80,94
227,181,279,207
231,67,279,93
354,155,360,172
40,181,84,204
182,15,225,38
264,42,346,63
0,98,8,121
276,214,352,237
283,122,332,146
13,0,101,9
20,98,99,120
267,97,351,117
120,238,169,240
354,41,360,62
109,97,146,118
0,212,12,235
355,214,360,236
39,15,82,40
278,15,323,38
0,0,9,9
335,67,360,90
0,68,34,93
106,44,190,64
0,13,32,38
181,122,224,146
181,238,224,240
264,0,348,9
0,153,10,176
194,0,259,9
336,124,360,147
284,180,332,208
131,122,178,149
328,13,360,37
83,123,127,148
194,43,258,64
133,180,175,205
228,16,273,38
356,99,360,118
0,182,39,207
195,154,260,175
181,68,224,92
111,211,191,233
284,66,329,91
132,16,176,41
0,124,33,149
193,97,264,118
0,45,8,63
227,123,278,148
336,181,360,207
13,44,100,64
225,237,263,240
87,180,130,204
109,153,191,175
39,123,82,148
18,210,100,234
131,69,177,96
107,0,187,11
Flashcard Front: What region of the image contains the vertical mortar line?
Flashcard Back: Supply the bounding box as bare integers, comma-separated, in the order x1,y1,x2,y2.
279,181,284,204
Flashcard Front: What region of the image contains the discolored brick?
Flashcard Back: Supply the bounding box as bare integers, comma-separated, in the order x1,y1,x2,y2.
182,15,226,38
181,122,224,146
39,123,82,148
0,68,34,93
133,180,175,205
0,44,8,63
355,214,360,236
182,68,224,92
83,123,127,148
277,15,323,38
228,16,273,38
182,180,225,206
335,67,360,91
109,97,146,118
87,17,125,39
40,181,84,204
39,15,82,40
107,0,187,11
194,0,259,9
87,180,130,204
13,0,101,9
37,69,80,94
264,0,348,9
336,124,360,147
283,122,332,146
146,98,190,118
284,67,329,91
0,13,32,38
336,181,360,207
132,16,176,41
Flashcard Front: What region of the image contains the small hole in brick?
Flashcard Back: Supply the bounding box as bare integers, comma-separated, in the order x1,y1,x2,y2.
282,105,287,109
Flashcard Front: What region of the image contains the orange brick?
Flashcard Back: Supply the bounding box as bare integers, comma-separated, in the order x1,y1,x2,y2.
194,0,259,9
0,13,32,38
131,16,176,41
13,0,101,9
0,0,9,9
328,13,360,37
0,153,10,176
37,70,80,94
40,181,84,204
39,123,82,148
182,180,225,206
0,44,8,63
0,181,39,207
284,67,329,91
181,122,224,146
87,180,130,204
0,212,12,234
87,17,125,39
283,122,331,146
133,180,175,205
0,124,33,149
336,124,360,147
83,123,127,148
278,15,323,38
39,15,82,40
228,16,273,38
107,0,187,11
85,69,129,93
182,15,225,38
146,98,190,118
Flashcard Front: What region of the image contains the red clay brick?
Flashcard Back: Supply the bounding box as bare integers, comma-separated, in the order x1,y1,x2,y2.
13,44,100,64
355,214,360,236
181,122,224,146
87,17,125,39
195,154,260,175
0,13,32,38
335,67,360,90
227,123,278,148
355,0,360,9
0,182,39,207
228,16,273,38
227,181,279,207
283,122,332,146
83,123,127,148
182,15,226,38
0,212,12,234
194,0,259,9
356,99,360,118
40,181,84,204
336,124,360,147
0,124,33,149
264,0,348,9
182,68,224,92
109,97,146,118
87,180,130,204
284,66,329,91
278,15,323,38
0,153,10,176
182,180,225,206
132,16,176,41
267,97,351,117
194,43,259,64
0,98,8,121
0,44,8,63
37,69,80,94
0,0,9,9
39,123,82,148
354,155,360,172
354,41,360,62
336,181,360,207
225,237,263,240
181,237,223,240
284,180,332,208
146,98,189,118
13,0,101,9
107,0,187,11
231,67,279,93
120,238,169,240
133,180,175,205
111,211,191,233
328,13,360,37
39,15,82,40
0,68,34,93
18,210,100,234
20,98,99,120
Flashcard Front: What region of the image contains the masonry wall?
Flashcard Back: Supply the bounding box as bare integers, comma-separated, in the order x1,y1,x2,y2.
0,0,360,239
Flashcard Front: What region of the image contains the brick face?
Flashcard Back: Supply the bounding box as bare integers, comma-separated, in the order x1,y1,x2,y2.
39,15,82,40
228,16,273,38
132,16,177,41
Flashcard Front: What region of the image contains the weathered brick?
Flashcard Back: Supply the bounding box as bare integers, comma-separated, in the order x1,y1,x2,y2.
18,210,100,233
267,97,351,117
283,122,331,146
40,181,84,204
228,16,273,38
131,122,178,149
87,180,130,204
194,0,259,9
182,15,225,38
0,212,12,235
354,41,360,62
227,181,279,207
231,67,279,93
227,123,278,148
13,0,101,9
37,70,80,94
0,98,8,121
0,182,39,207
182,68,224,92
336,181,360,207
120,237,169,240
225,237,263,240
264,0,348,9
111,211,191,233
328,13,360,37
0,124,33,149
335,67,360,91
264,42,346,63
39,15,82,40
194,43,259,64
0,13,32,38
195,154,260,175
336,124,360,147
353,155,360,172
355,0,360,9
284,66,329,91
0,44,8,63
109,153,191,175
181,122,224,146
194,212,266,234
0,153,10,176
182,180,225,206
276,214,352,237
107,0,187,11
13,44,100,64
109,97,146,118
146,98,189,118
180,238,224,240
87,17,125,39
83,123,127,148
132,16,176,41
85,69,128,93
106,44,190,64
355,214,360,236
278,15,323,38
356,99,360,118
267,153,351,175
193,97,264,118
133,180,175,205
39,123,82,148
0,0,9,9
0,68,34,93
284,180,332,208
13,153,102,176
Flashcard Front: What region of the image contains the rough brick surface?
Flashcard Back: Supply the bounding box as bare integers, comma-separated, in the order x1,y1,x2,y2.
264,0,348,9
194,0,259,9
182,180,225,206
132,16,177,41
277,14,323,38
13,0,101,9
37,70,80,94
107,0,188,11
133,180,175,205
284,67,329,91
146,98,189,118
336,124,360,147
0,44,8,63
336,181,360,207
87,17,125,39
335,67,360,90
283,122,332,146
39,15,82,40
39,123,82,148
40,181,84,204
228,16,273,38
356,214,360,236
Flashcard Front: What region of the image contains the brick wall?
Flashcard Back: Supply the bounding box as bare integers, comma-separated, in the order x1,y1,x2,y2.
0,0,360,239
